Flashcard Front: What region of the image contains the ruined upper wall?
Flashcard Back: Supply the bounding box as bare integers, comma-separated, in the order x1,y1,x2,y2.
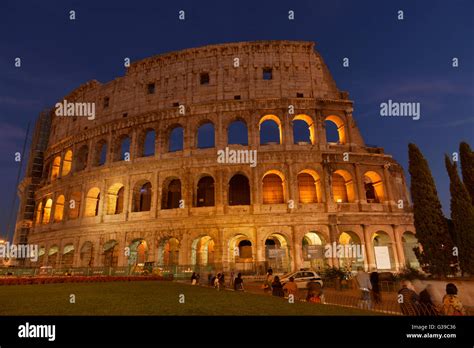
49,41,341,145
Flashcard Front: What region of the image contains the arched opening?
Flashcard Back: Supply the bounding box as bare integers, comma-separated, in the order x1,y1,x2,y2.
197,122,215,148
262,171,284,204
80,241,94,267
293,114,315,144
227,119,248,145
338,231,364,270
62,150,72,176
68,191,82,219
325,115,346,144
35,201,43,224
297,170,322,203
162,179,181,209
402,232,420,269
61,244,75,268
265,234,290,273
51,156,61,181
132,181,152,212
75,145,89,172
169,125,184,152
228,174,250,205
129,239,148,265
114,135,131,162
364,171,385,203
84,187,100,217
373,231,396,271
53,195,65,222
196,176,215,207
47,246,59,267
332,170,355,203
107,183,125,214
228,235,254,272
158,238,180,266
93,139,107,167
42,198,53,224
103,240,118,267
302,232,327,270
259,115,282,145
37,247,45,266
191,236,215,266
138,129,156,157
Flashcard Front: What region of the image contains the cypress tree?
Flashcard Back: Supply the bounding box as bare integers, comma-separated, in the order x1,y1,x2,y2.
445,155,474,275
408,144,454,276
459,142,474,205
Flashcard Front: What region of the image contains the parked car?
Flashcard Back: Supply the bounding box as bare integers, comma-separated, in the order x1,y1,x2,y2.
280,270,323,289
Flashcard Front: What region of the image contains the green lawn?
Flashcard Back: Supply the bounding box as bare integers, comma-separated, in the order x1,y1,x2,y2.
0,281,379,316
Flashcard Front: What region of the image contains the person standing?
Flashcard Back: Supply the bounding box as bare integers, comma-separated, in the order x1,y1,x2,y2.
419,284,438,315
234,273,244,291
229,270,235,288
398,280,420,316
262,269,273,294
283,276,299,300
355,267,372,309
370,271,381,304
272,276,285,297
440,283,466,316
191,272,197,285
218,273,225,290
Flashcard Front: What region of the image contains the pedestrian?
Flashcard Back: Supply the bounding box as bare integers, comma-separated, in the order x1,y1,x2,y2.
355,267,372,309
440,283,466,316
370,271,381,304
196,273,200,285
283,276,299,300
398,280,420,316
208,273,213,287
191,272,197,285
419,284,438,316
262,269,273,294
214,273,221,289
218,273,225,290
234,273,244,291
230,270,235,288
272,276,284,297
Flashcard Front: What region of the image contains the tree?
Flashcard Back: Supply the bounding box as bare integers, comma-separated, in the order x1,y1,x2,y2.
445,155,474,275
459,142,474,205
408,144,454,276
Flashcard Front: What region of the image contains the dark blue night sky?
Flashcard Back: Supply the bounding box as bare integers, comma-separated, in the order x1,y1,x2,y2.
1,0,473,240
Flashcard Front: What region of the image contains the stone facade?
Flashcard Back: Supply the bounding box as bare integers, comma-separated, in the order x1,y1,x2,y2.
14,40,418,274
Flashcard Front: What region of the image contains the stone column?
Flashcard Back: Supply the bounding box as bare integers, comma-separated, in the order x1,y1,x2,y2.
363,224,376,271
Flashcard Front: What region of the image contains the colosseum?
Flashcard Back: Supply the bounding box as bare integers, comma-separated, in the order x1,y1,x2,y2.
14,40,419,275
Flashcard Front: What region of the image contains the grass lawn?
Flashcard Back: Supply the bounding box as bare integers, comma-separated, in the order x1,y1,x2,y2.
0,281,379,316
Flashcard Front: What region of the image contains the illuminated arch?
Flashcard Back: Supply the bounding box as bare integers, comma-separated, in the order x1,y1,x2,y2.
53,195,65,222
259,114,282,145
107,183,125,214
197,121,215,149
372,231,396,271
62,150,72,176
262,170,285,204
84,187,100,217
191,236,215,266
229,174,250,205
35,201,43,224
302,231,327,269
297,169,322,203
42,198,53,224
332,169,355,203
227,119,248,145
68,191,82,219
132,181,152,212
51,156,61,181
264,233,291,273
293,114,315,145
363,171,385,203
338,231,364,269
325,115,346,144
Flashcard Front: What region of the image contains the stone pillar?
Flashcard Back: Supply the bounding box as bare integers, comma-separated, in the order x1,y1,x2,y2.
363,225,376,271
354,164,365,204
393,225,406,270
383,164,395,203
293,228,303,271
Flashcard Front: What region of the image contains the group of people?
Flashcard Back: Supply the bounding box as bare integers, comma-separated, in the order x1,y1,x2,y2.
355,267,467,316
262,269,324,302
398,280,466,316
200,271,245,291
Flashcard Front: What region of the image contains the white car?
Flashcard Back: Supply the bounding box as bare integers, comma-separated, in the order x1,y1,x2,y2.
279,270,323,289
